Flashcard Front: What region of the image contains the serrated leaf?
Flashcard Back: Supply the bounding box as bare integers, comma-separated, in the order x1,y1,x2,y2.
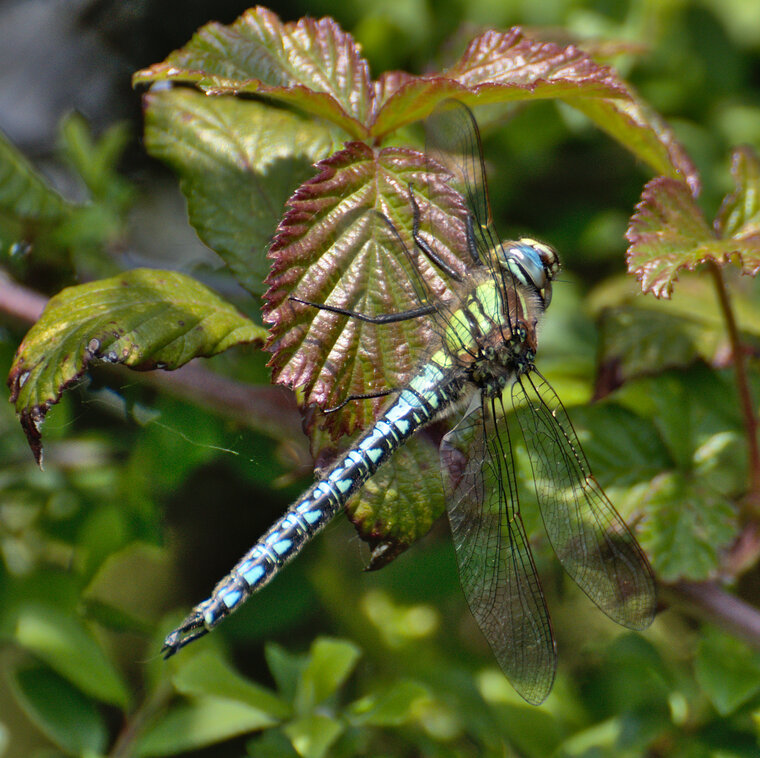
0,128,68,221
283,714,344,758
143,88,340,294
714,146,760,268
372,27,627,136
172,650,290,720
7,268,265,464
348,680,430,726
596,273,760,382
637,471,736,581
264,144,468,440
133,7,373,139
627,173,760,298
9,663,108,756
14,604,130,708
626,178,721,298
135,10,694,189
294,637,361,713
696,626,760,716
136,695,276,756
346,435,445,569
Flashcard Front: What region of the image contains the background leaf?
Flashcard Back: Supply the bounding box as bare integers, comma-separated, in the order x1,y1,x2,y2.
8,268,265,463
143,88,342,295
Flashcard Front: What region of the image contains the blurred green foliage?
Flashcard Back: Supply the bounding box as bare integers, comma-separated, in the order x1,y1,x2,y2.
1,1,760,757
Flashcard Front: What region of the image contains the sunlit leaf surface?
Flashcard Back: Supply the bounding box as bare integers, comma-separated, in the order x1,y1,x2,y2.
8,269,265,463
264,144,468,439
133,7,374,138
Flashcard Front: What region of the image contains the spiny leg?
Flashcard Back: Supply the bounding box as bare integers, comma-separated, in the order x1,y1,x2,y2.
407,185,469,279
289,296,436,324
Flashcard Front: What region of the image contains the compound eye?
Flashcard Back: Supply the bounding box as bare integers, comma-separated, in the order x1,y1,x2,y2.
502,242,548,290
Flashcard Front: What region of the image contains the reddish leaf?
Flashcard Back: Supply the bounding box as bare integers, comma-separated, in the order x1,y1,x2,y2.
371,28,626,137
628,157,760,298
626,178,723,298
133,6,372,139
264,143,468,440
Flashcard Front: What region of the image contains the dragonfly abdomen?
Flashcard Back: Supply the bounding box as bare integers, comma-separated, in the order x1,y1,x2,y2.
162,364,465,656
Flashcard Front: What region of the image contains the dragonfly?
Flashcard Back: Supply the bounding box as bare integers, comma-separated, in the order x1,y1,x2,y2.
163,99,656,705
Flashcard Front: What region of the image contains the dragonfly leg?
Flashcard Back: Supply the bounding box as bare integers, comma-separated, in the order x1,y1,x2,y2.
289,296,436,324
407,185,466,281
324,388,396,413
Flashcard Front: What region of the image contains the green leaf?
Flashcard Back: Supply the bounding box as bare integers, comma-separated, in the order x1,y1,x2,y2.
81,542,172,631
294,637,361,713
8,268,265,464
347,680,430,726
133,7,373,139
58,112,133,203
14,603,130,708
136,696,276,756
696,626,760,715
715,146,760,245
265,643,307,702
637,471,736,581
9,663,108,756
265,144,468,441
283,714,344,758
143,88,340,294
346,435,445,568
172,649,290,720
0,128,68,222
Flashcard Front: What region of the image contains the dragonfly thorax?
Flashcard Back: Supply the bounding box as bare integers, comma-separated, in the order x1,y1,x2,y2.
470,322,535,398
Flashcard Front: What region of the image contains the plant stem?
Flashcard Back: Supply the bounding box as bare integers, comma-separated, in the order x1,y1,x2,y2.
667,580,760,650
709,262,760,515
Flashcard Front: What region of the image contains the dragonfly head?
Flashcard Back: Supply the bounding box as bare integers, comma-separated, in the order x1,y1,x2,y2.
499,239,560,308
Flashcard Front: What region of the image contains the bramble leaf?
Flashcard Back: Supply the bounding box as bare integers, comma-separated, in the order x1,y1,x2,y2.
264,144,468,439
133,7,373,139
637,471,736,581
714,145,760,268
8,268,265,464
347,435,445,569
143,88,341,295
626,178,720,298
628,150,760,297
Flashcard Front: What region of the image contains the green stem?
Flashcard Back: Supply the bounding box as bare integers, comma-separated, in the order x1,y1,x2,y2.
110,679,174,758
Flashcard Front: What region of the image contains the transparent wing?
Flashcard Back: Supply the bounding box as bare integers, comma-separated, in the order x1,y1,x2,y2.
441,393,556,705
425,99,503,264
512,370,657,630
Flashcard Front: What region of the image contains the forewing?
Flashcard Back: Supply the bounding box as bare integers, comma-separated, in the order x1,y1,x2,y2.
512,370,656,630
440,394,556,705
424,100,503,264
